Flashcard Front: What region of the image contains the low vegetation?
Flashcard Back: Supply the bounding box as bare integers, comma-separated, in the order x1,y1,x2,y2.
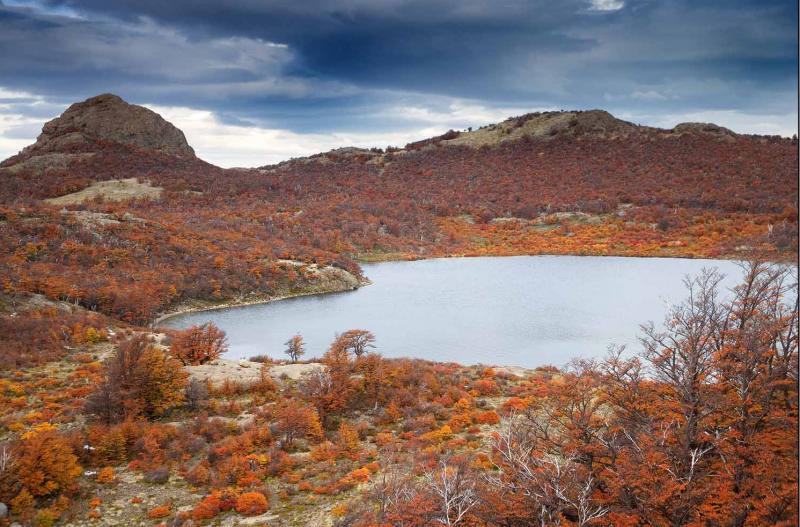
0,260,795,526
0,96,796,525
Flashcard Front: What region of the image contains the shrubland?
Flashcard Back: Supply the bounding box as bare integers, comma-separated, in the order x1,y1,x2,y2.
0,100,796,525
0,115,796,324
0,261,795,526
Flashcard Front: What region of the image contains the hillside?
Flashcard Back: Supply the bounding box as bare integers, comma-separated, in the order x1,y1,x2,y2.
0,94,796,326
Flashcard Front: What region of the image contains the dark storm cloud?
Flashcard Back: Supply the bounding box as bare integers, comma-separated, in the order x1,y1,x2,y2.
0,0,796,140
26,0,797,98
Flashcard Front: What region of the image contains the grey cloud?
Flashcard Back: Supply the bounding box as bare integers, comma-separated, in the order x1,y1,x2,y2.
0,0,795,139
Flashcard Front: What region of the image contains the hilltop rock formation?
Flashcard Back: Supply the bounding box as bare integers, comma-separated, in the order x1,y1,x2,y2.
30,93,193,157
436,109,639,148
1,93,195,175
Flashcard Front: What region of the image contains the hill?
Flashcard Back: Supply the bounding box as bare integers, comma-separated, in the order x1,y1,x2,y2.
4,93,193,167
0,94,796,324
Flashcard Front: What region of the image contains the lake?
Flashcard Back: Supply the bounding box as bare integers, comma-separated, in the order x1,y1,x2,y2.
161,256,745,368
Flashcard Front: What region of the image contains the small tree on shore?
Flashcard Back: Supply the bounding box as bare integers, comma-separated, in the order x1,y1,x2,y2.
284,334,305,363
170,323,228,365
332,329,376,358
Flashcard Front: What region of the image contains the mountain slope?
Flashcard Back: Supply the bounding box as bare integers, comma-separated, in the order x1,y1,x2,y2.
0,94,795,324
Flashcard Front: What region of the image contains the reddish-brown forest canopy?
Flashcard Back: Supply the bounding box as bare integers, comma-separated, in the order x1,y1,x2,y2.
0,106,796,324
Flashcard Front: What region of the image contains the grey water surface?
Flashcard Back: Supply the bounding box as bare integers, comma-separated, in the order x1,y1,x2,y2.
161,256,744,368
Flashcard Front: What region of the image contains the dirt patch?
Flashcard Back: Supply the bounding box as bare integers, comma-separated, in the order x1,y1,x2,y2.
269,362,326,380
185,359,326,387
45,178,162,205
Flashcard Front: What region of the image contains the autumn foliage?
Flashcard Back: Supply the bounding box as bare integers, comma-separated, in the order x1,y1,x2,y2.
0,121,795,328
0,261,793,525
85,334,187,422
235,491,269,516
0,106,795,524
0,424,81,518
0,110,798,527
169,322,228,365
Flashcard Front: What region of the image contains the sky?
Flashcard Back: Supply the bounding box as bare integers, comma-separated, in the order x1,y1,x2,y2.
0,0,796,167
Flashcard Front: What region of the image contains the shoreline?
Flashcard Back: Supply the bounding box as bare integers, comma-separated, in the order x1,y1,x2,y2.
152,277,372,327
153,252,795,327
356,249,795,264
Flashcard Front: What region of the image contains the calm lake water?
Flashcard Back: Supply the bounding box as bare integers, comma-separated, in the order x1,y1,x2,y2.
161,256,745,368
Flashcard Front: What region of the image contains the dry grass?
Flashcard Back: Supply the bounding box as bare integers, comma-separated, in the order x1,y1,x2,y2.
45,177,162,205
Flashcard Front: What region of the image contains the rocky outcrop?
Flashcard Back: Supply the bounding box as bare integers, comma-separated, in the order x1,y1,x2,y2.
28,93,194,157
440,109,640,148
184,359,326,387
671,122,737,140
0,93,195,175
44,177,163,205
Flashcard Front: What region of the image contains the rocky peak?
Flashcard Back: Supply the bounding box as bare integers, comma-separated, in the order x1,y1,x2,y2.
26,93,195,158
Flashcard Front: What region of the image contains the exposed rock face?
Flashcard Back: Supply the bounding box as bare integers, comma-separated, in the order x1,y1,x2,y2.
439,109,640,148
16,93,194,159
672,122,737,139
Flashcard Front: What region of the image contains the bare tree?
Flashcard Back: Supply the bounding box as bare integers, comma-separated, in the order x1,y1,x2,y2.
367,446,415,523
0,441,15,481
423,456,479,526
488,412,608,527
185,377,209,410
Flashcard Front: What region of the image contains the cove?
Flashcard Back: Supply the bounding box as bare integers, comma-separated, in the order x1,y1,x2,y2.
160,256,745,368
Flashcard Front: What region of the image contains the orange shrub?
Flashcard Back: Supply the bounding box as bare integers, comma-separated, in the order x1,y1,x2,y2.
472,379,499,396
344,467,371,484
472,452,493,470
475,410,500,425
147,504,171,519
96,466,115,484
422,425,453,443
375,431,394,446
448,412,473,431
235,492,269,516
502,396,530,411
170,323,228,365
192,495,221,521
10,489,34,515
310,441,337,462
13,426,82,499
383,401,402,423
185,461,211,486
337,421,361,454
